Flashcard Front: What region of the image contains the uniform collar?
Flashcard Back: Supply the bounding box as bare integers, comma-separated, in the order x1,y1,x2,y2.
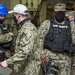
19,18,29,26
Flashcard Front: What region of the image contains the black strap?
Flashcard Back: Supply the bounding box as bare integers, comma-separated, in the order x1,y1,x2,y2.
51,65,59,70
50,69,58,75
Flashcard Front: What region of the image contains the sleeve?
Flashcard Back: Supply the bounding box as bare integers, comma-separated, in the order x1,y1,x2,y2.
6,27,36,64
0,33,12,43
34,20,50,60
70,21,75,44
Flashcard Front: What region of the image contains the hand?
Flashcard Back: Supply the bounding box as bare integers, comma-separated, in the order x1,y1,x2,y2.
0,60,8,68
73,62,75,67
9,32,14,36
40,54,47,67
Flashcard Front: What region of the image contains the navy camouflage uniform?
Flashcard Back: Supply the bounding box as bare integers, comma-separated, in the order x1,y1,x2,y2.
34,3,75,75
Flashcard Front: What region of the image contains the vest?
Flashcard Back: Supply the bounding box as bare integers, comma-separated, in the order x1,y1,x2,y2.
44,18,72,53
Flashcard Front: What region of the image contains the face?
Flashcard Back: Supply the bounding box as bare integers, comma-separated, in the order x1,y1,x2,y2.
13,13,21,24
0,15,6,24
13,13,18,24
55,11,65,15
68,16,74,21
54,11,65,23
0,15,5,19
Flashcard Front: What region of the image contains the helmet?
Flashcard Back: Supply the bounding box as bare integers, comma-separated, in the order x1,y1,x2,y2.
54,3,66,11
0,4,8,16
8,4,28,15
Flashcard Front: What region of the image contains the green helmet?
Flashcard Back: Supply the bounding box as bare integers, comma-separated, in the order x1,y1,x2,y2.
54,3,66,11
